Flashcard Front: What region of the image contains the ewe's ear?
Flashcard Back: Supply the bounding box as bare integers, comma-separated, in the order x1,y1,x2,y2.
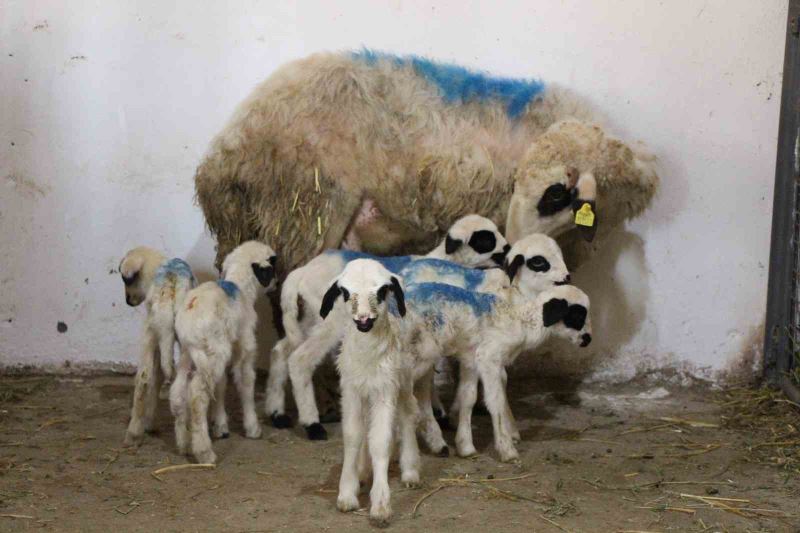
251,263,274,287
572,173,598,242
542,298,569,327
319,282,341,319
389,276,406,317
445,235,462,255
564,304,588,331
504,254,525,281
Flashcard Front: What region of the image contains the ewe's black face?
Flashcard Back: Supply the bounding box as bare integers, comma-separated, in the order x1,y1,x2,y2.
540,285,592,348
444,215,509,269
507,166,598,244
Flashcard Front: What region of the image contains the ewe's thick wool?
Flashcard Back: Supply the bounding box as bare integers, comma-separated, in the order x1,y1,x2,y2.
195,51,658,274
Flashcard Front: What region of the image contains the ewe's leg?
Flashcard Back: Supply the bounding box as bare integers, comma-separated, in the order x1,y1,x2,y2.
415,367,448,456
157,331,175,399
189,371,216,464
398,379,421,487
264,338,292,428
124,329,158,446
235,333,262,439
337,386,364,513
288,323,340,439
368,394,395,527
454,363,479,458
169,348,192,455
478,361,518,462
211,375,229,439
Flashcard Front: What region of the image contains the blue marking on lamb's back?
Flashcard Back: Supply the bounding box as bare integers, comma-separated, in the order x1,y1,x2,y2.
352,49,545,119
406,282,496,319
154,258,195,285
216,280,240,299
401,258,486,291
325,249,414,274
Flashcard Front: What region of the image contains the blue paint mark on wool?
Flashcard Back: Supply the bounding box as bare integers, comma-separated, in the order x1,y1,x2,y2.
352,49,545,119
401,258,486,291
217,280,240,299
406,282,496,319
325,249,414,274
154,258,195,285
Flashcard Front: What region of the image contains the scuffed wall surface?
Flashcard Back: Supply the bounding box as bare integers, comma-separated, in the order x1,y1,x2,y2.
0,0,787,381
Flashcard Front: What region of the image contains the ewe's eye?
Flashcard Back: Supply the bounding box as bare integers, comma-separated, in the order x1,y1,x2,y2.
536,184,572,216
526,255,550,272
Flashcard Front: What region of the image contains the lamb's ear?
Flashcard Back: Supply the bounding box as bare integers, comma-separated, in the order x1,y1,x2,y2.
389,276,406,317
542,298,569,327
504,254,525,281
445,235,462,255
319,282,341,319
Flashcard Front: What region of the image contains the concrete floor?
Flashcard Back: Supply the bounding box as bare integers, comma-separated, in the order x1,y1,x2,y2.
0,374,798,532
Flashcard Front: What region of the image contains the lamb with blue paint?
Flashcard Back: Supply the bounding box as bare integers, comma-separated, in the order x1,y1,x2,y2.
264,214,508,434
170,240,277,464
119,247,196,447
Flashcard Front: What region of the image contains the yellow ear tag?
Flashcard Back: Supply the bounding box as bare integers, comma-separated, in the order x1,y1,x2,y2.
575,203,595,227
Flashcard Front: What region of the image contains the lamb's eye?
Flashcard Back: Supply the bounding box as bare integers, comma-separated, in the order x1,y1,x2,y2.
526,256,550,272
122,271,139,286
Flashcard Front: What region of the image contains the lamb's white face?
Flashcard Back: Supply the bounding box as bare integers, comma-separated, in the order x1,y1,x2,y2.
539,285,592,348
506,165,597,243
443,214,510,268
319,259,406,333
223,240,278,292
505,233,570,295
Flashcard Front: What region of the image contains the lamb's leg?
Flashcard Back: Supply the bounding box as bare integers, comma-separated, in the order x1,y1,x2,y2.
431,357,451,427
368,393,395,527
454,362,479,458
357,430,371,489
169,347,192,455
478,360,518,462
337,386,364,513
500,368,520,443
414,367,449,456
235,332,262,439
189,370,215,464
398,376,421,488
124,329,158,447
288,321,340,440
264,338,292,428
157,330,175,400
211,374,229,439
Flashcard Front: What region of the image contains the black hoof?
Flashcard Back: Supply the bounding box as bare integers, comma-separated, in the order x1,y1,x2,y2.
319,409,341,424
436,445,450,458
435,415,453,431
271,413,292,429
305,422,328,441
220,432,230,439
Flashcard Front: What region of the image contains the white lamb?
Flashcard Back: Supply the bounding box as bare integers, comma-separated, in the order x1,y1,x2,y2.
320,259,419,527
119,247,196,447
170,240,277,464
265,214,508,432
405,281,593,462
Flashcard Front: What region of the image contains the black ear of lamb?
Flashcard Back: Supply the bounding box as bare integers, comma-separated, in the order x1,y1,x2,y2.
445,234,463,255
505,254,525,281
564,304,587,331
389,276,406,317
467,230,497,254
543,298,569,327
319,282,342,319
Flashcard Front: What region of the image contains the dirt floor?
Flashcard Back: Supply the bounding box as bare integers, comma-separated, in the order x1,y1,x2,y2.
1,374,799,533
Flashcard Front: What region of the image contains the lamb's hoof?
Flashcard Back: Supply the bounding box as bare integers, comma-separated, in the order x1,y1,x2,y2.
456,444,477,458
436,445,450,458
473,404,489,416
402,473,420,488
271,413,293,429
220,432,230,439
498,448,520,463
369,508,392,528
305,423,328,441
195,450,217,465
158,382,172,400
319,409,341,424
212,423,229,439
336,494,360,513
123,431,144,447
245,424,262,439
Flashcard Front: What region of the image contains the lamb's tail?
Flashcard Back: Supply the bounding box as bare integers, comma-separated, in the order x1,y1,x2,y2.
186,346,217,402
280,273,305,349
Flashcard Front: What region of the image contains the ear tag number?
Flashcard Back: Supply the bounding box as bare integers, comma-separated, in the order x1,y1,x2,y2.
575,203,595,227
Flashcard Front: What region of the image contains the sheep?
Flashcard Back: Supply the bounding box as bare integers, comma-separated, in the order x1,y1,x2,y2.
264,214,508,431
170,240,276,464
405,282,593,462
119,247,196,447
320,259,419,527
194,50,657,279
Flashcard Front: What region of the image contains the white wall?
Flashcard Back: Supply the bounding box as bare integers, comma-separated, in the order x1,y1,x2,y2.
0,0,787,380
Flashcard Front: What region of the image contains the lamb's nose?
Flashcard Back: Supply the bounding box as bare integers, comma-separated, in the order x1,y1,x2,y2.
563,274,571,284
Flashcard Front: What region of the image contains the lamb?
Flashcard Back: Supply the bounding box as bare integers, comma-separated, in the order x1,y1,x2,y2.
119,247,196,447
264,214,508,430
406,282,592,462
194,50,657,278
170,240,276,464
320,259,419,527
